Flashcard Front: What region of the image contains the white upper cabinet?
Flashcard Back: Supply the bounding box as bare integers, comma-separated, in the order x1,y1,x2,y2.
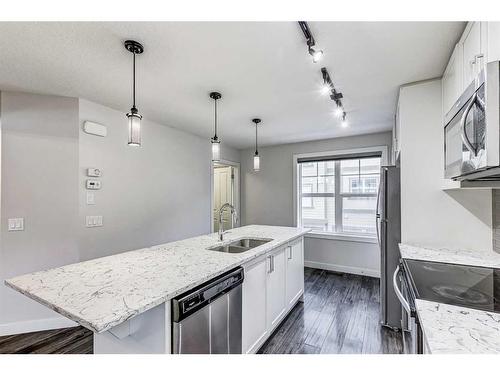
462,22,484,88
487,22,500,63
442,44,463,117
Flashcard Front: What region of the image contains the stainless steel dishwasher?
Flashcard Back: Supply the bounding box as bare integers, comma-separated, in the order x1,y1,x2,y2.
172,267,243,354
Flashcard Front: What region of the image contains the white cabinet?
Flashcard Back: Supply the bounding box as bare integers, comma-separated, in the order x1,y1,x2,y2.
242,257,268,354
442,44,463,117
241,237,305,353
266,247,287,330
487,22,500,63
462,22,483,88
285,239,304,307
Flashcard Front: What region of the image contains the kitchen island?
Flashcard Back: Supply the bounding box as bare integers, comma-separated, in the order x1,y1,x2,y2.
5,225,309,353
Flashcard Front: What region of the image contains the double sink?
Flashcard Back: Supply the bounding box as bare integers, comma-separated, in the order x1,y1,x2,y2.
207,238,273,254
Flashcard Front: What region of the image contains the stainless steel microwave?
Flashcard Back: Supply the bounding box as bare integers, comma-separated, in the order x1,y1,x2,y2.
444,60,500,181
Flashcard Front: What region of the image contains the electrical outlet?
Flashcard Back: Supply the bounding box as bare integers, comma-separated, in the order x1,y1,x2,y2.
86,215,103,228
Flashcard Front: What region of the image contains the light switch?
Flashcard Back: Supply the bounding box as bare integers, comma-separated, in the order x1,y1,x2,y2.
8,218,24,231
86,192,95,205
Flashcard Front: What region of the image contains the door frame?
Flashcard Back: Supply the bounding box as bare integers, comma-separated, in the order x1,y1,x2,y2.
210,159,241,233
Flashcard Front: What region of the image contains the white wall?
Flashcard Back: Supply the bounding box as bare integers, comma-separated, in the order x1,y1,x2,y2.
0,92,240,334
399,79,492,250
240,132,393,277
0,92,80,334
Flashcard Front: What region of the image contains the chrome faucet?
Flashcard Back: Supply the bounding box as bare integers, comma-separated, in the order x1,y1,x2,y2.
218,203,238,241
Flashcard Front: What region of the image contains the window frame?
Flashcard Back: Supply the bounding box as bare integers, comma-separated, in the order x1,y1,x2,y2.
293,146,388,243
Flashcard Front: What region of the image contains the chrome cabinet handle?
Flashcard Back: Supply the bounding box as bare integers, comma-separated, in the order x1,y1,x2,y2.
288,246,292,260
460,92,478,156
267,256,272,273
271,255,275,273
393,265,411,314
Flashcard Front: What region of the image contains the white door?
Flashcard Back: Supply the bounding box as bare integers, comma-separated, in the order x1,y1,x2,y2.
286,240,304,307
463,22,482,87
213,166,233,232
266,247,287,330
242,258,268,354
442,44,463,117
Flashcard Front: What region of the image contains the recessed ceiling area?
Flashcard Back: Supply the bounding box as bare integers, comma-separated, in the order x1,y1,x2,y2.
0,22,465,149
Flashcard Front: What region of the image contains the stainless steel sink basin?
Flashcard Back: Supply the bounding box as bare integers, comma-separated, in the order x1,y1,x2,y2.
207,238,273,254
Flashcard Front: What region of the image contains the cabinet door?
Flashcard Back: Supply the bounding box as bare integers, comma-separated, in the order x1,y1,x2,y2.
242,258,268,354
463,22,482,87
266,248,287,330
442,44,462,117
286,240,304,307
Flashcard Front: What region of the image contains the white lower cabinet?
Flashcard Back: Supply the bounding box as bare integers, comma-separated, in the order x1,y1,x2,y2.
241,237,304,353
242,257,268,354
286,239,304,307
266,247,287,330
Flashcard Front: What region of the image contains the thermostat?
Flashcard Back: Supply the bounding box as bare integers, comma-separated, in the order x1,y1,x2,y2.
87,168,102,177
86,179,102,190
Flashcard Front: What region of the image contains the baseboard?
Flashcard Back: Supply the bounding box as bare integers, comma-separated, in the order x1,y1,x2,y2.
0,316,78,336
305,261,380,278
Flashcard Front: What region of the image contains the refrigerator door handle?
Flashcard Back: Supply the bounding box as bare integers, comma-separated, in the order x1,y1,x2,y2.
376,170,383,248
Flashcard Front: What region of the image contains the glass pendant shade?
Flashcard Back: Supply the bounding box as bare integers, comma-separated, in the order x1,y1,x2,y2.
127,110,142,146
253,153,260,171
211,138,221,161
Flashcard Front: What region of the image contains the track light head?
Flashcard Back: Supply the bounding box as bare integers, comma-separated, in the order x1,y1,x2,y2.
334,105,343,118
309,47,323,63
341,112,348,127
321,83,331,96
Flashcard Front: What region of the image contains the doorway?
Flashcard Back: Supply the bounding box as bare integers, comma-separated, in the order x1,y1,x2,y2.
211,160,240,233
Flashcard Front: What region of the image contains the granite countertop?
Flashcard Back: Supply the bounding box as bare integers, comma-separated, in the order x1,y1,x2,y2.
5,225,309,334
416,299,500,354
399,243,500,268
400,243,500,354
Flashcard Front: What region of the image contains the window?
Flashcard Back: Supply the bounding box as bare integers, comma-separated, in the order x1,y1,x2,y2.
297,154,381,237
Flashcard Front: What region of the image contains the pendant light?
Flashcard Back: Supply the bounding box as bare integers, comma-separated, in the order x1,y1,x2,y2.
252,118,261,171
210,92,222,161
124,40,144,147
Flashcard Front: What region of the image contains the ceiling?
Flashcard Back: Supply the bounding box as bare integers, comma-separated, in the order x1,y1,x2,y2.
0,22,465,149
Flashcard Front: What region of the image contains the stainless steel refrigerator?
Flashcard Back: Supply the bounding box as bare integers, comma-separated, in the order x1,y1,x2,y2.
376,165,402,330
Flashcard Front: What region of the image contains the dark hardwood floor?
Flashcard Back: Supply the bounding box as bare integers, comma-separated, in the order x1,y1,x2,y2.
258,268,403,354
0,326,92,354
0,268,402,354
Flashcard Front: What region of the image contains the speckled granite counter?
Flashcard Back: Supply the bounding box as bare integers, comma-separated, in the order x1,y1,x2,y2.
416,299,500,354
5,225,309,334
399,243,500,268
400,243,500,354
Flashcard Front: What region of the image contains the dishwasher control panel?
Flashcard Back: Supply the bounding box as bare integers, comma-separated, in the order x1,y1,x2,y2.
172,267,244,321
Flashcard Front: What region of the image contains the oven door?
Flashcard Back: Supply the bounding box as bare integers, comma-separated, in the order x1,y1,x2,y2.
444,81,486,179
393,264,423,354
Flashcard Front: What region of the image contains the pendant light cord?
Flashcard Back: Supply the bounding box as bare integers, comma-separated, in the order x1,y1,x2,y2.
132,52,136,108
255,124,258,154
214,98,218,138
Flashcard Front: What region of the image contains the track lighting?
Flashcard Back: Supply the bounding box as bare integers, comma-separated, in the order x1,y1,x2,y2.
321,83,331,96
209,92,222,161
298,21,323,63
124,40,144,147
252,118,261,172
334,105,343,118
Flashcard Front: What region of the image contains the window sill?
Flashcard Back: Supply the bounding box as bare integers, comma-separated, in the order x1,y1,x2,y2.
305,232,378,244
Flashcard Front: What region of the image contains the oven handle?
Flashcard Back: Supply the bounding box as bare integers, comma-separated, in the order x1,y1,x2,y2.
460,92,478,156
393,265,411,314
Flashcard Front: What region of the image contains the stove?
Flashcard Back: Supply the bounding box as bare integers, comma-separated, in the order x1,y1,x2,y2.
403,259,500,313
